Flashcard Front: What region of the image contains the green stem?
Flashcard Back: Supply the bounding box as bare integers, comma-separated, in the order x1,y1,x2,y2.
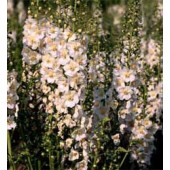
7,130,16,170
18,122,33,170
72,0,77,32
38,160,41,170
49,152,51,170
27,156,33,170
74,0,77,13
56,150,60,169
92,140,100,170
119,151,129,168
49,151,54,170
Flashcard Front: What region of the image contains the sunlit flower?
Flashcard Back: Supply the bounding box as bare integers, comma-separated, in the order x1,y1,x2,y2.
76,160,88,170
72,128,86,141
7,116,17,130
22,47,41,65
54,98,68,114
7,94,18,109
117,86,133,100
113,77,125,90
57,77,69,92
111,134,120,146
63,28,77,42
65,138,73,148
74,54,87,69
47,25,60,39
64,114,76,128
121,68,136,82
41,68,57,84
73,105,84,120
64,90,79,108
132,126,148,139
67,41,84,58
58,48,70,65
68,72,85,89
68,148,79,161
63,60,80,77
42,54,56,68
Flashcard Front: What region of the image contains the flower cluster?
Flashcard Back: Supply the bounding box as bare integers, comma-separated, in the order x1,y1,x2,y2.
7,0,163,169
112,54,141,134
145,39,161,69
7,0,26,23
107,4,125,27
129,39,162,167
22,15,91,169
92,87,113,121
7,70,19,130
88,52,107,83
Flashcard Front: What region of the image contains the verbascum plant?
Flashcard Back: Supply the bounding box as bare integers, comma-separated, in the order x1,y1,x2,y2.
7,0,163,169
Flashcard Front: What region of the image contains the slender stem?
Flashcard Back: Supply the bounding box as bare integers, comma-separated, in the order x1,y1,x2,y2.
56,150,60,169
27,156,33,170
7,130,16,170
92,139,100,170
38,160,41,170
74,0,77,14
72,0,77,32
49,152,51,170
119,151,129,168
18,122,33,170
49,151,54,170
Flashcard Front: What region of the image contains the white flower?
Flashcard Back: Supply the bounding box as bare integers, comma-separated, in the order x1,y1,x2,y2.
54,98,68,114
76,160,88,170
46,41,58,57
132,126,148,139
113,77,125,90
57,77,69,92
67,41,84,58
113,63,122,76
58,48,70,65
121,68,136,82
41,83,51,94
68,149,79,161
118,109,129,119
117,86,133,100
72,128,86,141
63,28,77,42
63,114,76,128
47,25,60,39
111,134,120,146
22,47,41,65
7,94,18,109
64,90,79,108
7,116,17,130
68,72,85,89
41,54,56,68
63,60,80,77
146,54,159,68
23,33,40,50
45,102,53,114
56,39,67,51
65,138,73,148
73,105,84,120
147,90,158,101
74,54,87,69
120,124,127,134
40,67,58,84
142,119,152,129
